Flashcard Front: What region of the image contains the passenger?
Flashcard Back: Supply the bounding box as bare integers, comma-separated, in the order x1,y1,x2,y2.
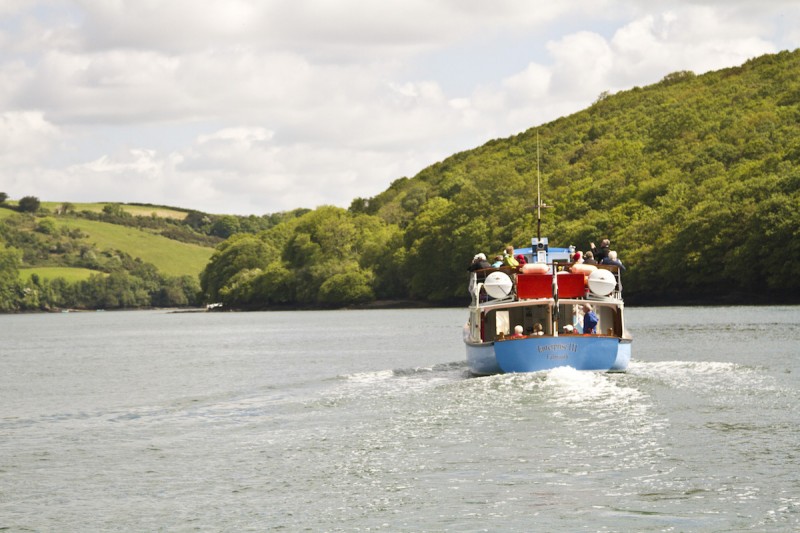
571,251,583,264
497,331,506,341
583,251,598,265
582,304,599,334
532,323,544,336
503,246,519,268
511,325,525,338
590,238,611,263
562,324,574,334
515,254,528,266
601,250,626,272
491,255,504,268
467,253,492,272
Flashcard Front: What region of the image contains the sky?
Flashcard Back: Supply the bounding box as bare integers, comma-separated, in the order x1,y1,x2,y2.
1,1,798,216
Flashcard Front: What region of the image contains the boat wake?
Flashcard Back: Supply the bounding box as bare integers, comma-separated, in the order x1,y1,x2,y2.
627,359,780,395
466,365,647,412
340,361,466,383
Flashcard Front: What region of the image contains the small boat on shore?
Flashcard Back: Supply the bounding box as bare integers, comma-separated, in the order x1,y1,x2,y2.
463,240,631,375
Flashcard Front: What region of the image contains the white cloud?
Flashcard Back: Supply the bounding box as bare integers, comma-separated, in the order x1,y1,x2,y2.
0,1,798,214
0,110,60,166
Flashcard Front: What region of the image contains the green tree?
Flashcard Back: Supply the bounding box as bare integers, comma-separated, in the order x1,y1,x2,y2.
318,268,375,305
18,196,40,213
211,215,241,238
102,203,126,217
200,234,274,302
36,218,57,235
0,245,22,311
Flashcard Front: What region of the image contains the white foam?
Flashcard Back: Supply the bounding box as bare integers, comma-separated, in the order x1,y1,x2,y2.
628,360,776,395
539,366,645,408
344,370,396,384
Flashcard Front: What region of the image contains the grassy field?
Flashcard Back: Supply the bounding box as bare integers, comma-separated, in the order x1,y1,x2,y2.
19,266,104,283
2,201,188,219
38,202,189,220
56,218,214,277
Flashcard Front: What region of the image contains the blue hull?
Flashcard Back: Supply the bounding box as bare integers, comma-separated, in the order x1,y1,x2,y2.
493,336,630,373
465,342,502,375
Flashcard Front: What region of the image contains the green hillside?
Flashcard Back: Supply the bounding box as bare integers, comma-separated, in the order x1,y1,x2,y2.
201,49,800,307
40,201,190,219
0,196,311,310
19,266,102,283
0,204,214,311
5,200,189,219
56,218,212,277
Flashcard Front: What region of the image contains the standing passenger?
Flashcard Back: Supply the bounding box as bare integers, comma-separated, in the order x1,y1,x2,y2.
582,304,599,334
590,239,611,263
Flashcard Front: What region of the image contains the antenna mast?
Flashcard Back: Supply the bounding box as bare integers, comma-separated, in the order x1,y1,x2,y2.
536,131,542,240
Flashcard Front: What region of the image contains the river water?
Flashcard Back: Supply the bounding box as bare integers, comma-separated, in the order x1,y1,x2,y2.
1,306,798,532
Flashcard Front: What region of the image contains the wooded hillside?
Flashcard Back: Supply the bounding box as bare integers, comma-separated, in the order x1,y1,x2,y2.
203,50,800,307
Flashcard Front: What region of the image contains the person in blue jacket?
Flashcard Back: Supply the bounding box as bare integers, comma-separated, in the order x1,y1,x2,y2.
582,304,599,334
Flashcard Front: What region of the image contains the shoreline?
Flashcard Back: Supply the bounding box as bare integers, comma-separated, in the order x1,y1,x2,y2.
3,295,798,315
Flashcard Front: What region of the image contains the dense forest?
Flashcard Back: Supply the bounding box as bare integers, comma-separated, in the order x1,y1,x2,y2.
1,50,799,311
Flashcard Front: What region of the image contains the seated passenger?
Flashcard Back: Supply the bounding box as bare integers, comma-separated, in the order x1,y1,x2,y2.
583,251,598,265
600,250,626,272
532,323,544,336
515,254,528,266
467,253,492,272
511,325,525,338
562,324,574,334
491,255,504,268
503,246,519,268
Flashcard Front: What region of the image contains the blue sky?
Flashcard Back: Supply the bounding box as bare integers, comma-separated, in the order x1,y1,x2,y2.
0,1,798,215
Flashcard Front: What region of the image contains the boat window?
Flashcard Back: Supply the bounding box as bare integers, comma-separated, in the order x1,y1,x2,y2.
596,305,618,336
494,310,510,337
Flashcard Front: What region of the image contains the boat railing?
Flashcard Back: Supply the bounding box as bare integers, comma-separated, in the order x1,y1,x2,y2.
468,266,517,306
469,262,623,305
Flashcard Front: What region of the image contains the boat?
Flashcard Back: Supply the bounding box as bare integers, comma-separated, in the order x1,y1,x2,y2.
463,242,631,375
463,140,632,375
